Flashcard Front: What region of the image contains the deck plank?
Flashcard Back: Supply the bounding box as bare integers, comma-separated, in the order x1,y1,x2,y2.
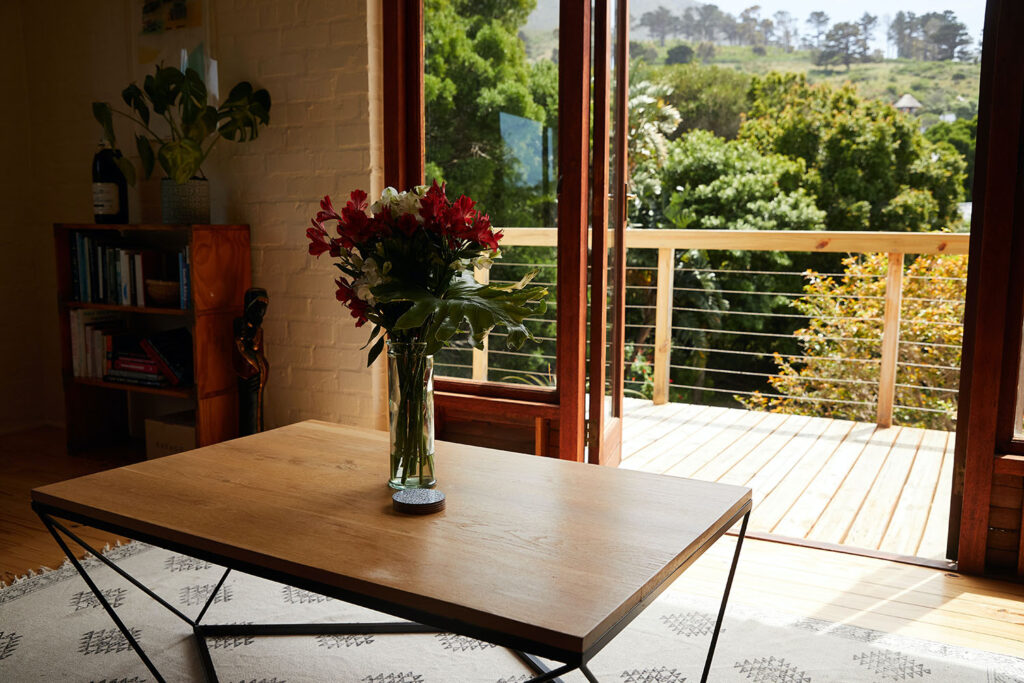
807,426,904,544
621,405,732,472
743,415,834,508
771,421,878,539
620,401,954,560
918,431,955,560
752,418,857,532
717,413,816,488
661,409,776,479
844,427,927,550
880,429,949,556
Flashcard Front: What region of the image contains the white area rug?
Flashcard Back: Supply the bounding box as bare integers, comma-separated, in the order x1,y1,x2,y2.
0,541,1022,682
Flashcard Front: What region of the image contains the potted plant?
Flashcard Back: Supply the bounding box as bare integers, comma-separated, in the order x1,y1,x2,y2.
93,65,271,223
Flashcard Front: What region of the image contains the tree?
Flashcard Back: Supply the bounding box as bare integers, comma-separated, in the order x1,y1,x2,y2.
740,73,966,233
648,63,750,139
694,3,725,42
925,116,977,201
742,253,965,430
424,0,553,227
665,44,695,65
638,5,677,47
772,11,798,51
856,13,877,62
921,11,971,60
816,22,861,71
738,5,765,46
805,11,830,49
628,129,826,402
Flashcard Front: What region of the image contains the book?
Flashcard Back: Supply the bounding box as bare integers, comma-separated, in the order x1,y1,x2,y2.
133,252,145,306
113,357,161,373
105,367,168,383
70,234,81,301
140,327,193,385
70,309,119,377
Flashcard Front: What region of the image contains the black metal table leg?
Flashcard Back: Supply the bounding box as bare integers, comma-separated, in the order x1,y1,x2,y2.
700,510,750,683
39,513,170,683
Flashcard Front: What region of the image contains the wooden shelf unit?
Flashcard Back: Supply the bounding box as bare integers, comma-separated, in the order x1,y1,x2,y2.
54,223,252,457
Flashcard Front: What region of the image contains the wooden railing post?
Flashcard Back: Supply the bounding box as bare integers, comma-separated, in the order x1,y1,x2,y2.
877,252,905,428
472,265,489,381
653,247,674,405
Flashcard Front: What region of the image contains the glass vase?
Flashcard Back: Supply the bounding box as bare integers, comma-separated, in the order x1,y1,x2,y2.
387,341,436,489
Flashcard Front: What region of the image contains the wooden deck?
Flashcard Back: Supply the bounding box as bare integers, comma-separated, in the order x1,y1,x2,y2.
620,399,954,561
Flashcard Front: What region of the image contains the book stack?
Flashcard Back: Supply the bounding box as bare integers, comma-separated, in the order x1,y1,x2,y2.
69,232,189,309
69,318,193,388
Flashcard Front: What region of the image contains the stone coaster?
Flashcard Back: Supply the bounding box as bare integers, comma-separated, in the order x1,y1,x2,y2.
392,488,446,515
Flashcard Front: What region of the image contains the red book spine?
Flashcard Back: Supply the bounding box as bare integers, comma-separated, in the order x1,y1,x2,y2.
113,358,161,373
140,338,181,386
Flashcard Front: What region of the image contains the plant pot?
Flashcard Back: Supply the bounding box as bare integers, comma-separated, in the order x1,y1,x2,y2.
387,340,435,489
161,177,210,224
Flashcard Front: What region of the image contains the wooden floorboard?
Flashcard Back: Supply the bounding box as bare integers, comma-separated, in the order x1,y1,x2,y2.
0,427,126,584
621,399,955,561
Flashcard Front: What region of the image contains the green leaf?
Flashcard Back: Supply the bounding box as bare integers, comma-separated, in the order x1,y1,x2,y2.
136,135,155,179
157,138,203,183
373,271,548,352
121,84,149,126
360,325,382,350
180,67,207,127
217,82,271,142
366,336,386,366
92,102,115,146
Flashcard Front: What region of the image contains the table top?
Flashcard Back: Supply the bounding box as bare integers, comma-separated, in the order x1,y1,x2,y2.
33,421,751,657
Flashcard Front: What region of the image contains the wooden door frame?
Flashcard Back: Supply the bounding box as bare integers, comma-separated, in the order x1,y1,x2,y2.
950,0,1024,575
382,0,592,462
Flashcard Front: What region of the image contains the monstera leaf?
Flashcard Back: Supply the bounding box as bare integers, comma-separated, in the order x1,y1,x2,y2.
370,270,548,362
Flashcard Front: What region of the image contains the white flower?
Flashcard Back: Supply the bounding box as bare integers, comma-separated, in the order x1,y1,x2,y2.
371,186,400,214
472,249,501,271
395,191,423,222
353,279,375,304
361,257,384,287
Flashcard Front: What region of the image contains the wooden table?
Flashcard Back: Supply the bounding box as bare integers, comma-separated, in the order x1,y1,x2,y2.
32,421,751,682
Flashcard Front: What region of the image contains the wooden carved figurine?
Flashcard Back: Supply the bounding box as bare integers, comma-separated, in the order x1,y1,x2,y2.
234,288,269,435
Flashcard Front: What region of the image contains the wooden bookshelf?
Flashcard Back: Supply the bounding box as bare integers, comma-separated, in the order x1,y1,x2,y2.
54,223,252,458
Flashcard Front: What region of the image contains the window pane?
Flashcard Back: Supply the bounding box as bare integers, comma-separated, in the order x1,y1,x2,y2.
424,0,559,385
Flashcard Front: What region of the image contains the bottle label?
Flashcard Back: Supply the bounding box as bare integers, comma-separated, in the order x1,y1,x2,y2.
92,182,118,215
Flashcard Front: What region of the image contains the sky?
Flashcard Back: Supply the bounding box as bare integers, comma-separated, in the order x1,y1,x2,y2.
706,1,986,53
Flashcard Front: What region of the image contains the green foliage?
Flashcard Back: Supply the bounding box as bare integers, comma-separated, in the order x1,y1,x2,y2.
424,0,555,227
925,116,977,201
647,62,750,139
666,44,695,65
93,65,270,185
742,253,964,430
740,73,966,233
374,270,548,357
655,130,825,232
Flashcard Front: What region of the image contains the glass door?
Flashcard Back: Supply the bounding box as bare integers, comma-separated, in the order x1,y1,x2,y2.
587,0,627,466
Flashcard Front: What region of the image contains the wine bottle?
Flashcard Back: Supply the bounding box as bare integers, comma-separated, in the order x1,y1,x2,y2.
92,141,128,224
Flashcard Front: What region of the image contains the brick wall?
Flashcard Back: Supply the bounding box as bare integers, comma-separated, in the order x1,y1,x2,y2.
0,0,385,434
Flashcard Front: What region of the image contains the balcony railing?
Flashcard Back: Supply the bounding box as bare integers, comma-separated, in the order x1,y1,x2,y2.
435,228,969,430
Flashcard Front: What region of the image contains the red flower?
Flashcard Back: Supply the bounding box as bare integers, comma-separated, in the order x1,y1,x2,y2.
335,278,369,326
419,181,448,222
307,222,339,257
396,212,419,237
315,195,342,225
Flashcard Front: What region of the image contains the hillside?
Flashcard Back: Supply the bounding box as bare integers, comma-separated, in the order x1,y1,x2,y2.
639,42,981,123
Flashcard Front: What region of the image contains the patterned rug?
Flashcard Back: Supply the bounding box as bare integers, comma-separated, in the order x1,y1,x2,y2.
0,542,1022,682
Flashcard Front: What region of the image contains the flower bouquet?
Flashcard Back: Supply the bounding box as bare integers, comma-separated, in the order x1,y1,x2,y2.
306,183,548,489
